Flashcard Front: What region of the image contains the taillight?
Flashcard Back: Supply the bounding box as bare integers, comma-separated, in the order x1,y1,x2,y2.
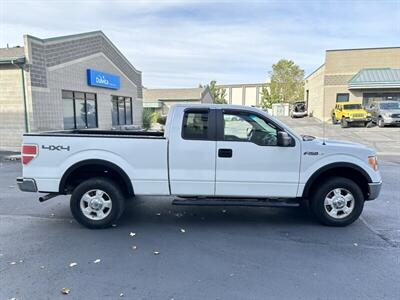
22,144,38,165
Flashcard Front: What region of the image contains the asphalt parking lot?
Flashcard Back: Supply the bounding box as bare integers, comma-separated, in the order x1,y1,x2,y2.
279,116,400,155
0,150,399,300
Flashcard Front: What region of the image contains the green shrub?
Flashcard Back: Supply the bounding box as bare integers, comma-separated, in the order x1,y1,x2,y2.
142,108,157,130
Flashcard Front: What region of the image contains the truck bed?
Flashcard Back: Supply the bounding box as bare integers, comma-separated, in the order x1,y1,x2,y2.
24,129,165,139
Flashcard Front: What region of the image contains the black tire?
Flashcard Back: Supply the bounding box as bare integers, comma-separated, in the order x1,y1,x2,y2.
310,177,364,227
70,177,126,229
378,117,385,128
340,118,349,128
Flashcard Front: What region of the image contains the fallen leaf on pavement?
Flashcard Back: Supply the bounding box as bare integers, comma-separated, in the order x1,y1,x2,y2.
61,288,70,295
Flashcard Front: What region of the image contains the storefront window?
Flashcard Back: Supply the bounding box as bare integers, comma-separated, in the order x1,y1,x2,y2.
363,93,400,106
111,96,133,126
336,93,349,102
62,90,97,129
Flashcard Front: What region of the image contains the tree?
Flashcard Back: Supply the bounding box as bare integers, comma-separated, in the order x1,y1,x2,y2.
142,108,157,130
200,81,227,104
260,59,304,109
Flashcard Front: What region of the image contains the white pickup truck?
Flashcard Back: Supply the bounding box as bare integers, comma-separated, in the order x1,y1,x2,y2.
17,104,382,229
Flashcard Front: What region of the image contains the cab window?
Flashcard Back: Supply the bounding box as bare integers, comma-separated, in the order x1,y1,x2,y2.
223,112,278,146
182,111,209,140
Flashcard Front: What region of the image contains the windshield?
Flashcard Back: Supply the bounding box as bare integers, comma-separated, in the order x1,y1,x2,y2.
379,102,400,110
343,104,362,110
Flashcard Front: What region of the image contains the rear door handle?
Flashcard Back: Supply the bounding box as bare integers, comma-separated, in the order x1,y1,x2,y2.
218,148,233,158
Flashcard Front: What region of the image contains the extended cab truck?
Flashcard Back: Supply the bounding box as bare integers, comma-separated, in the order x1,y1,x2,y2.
332,103,372,128
17,104,382,229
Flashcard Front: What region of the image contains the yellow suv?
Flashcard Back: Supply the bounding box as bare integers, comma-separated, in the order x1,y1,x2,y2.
332,103,372,128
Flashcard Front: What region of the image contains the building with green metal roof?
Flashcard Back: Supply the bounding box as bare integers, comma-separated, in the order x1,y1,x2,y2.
305,47,400,121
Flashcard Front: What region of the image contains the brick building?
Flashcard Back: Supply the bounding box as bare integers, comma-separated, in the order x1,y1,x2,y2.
305,47,400,121
0,31,143,151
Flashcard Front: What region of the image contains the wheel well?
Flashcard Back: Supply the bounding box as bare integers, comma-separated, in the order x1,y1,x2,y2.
59,160,134,196
303,166,370,200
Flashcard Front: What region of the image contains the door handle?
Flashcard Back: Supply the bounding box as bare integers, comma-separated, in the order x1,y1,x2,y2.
218,148,233,158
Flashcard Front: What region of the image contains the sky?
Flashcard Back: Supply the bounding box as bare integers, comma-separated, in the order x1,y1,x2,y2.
0,0,399,88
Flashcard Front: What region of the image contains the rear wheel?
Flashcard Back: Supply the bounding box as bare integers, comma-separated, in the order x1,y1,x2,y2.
70,177,125,229
310,177,364,226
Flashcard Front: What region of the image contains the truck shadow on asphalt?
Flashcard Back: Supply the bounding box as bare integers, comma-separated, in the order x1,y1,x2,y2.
116,196,317,227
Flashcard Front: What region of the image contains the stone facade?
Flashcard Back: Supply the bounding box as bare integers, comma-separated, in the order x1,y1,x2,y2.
305,47,400,121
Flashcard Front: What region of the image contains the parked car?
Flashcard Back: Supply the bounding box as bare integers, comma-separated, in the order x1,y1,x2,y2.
290,101,308,118
331,103,372,128
17,104,381,228
367,101,400,127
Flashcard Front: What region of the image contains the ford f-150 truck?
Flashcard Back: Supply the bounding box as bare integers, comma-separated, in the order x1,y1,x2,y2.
17,104,382,229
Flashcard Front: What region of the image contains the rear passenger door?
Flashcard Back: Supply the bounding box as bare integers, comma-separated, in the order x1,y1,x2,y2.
168,108,217,196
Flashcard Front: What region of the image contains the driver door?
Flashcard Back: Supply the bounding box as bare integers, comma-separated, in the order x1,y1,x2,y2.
215,110,301,198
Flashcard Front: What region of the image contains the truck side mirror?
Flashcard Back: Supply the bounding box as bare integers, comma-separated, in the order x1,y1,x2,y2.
277,131,291,147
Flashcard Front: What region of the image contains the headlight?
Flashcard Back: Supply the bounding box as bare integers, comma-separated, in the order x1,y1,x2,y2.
368,156,378,171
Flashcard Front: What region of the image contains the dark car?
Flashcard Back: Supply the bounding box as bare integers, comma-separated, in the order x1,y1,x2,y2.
290,101,307,118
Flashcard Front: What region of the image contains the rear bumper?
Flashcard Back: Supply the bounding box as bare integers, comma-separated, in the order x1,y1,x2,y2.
367,181,382,200
16,177,38,192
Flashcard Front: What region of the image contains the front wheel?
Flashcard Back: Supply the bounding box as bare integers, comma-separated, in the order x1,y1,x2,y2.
310,177,364,226
340,118,349,128
70,177,126,229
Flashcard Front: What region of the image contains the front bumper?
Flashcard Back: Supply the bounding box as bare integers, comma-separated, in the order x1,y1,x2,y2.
345,117,371,123
383,117,400,125
367,181,382,200
16,177,38,192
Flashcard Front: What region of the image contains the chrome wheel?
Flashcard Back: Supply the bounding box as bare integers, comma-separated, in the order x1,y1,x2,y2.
324,188,355,219
80,189,112,220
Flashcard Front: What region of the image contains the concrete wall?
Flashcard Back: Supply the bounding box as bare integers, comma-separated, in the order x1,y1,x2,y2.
325,48,400,75
217,84,266,106
0,65,25,150
304,65,325,120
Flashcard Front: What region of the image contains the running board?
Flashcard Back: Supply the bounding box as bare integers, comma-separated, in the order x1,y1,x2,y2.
172,198,300,208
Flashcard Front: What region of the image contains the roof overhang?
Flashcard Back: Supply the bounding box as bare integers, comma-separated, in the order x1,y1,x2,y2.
0,56,26,65
143,102,162,108
348,68,400,90
348,83,400,90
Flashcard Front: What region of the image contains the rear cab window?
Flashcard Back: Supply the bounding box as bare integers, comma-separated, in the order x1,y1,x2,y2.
182,110,210,140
